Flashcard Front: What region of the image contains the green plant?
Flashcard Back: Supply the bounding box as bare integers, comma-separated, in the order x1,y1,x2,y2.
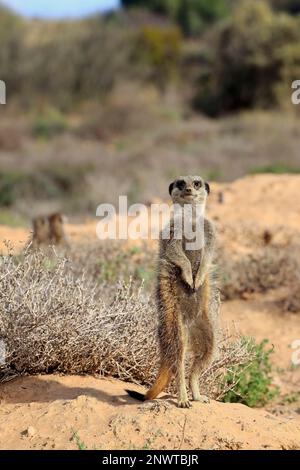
0,171,32,207
32,108,69,139
122,0,229,36
71,430,87,450
0,164,93,208
222,338,279,407
0,210,27,227
136,26,182,91
250,163,300,174
0,5,24,94
142,430,163,450
194,1,300,115
203,169,223,181
135,266,154,285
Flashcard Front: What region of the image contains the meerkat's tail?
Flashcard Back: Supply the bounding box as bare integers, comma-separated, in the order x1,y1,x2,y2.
125,364,172,402
125,389,146,401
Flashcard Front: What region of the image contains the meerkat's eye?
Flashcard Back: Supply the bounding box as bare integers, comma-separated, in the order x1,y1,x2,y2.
176,180,186,191
193,180,202,189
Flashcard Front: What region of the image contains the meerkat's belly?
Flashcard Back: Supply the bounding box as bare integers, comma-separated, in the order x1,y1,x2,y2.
176,277,202,322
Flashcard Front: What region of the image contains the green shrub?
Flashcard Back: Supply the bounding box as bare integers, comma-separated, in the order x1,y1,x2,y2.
0,164,92,207
136,26,182,90
0,5,24,94
250,163,300,174
194,1,300,115
0,171,31,207
0,210,27,227
222,338,279,407
122,0,230,36
19,17,133,109
32,109,69,139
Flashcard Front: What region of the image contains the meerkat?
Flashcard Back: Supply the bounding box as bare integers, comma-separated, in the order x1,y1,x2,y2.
48,212,69,247
126,175,220,408
31,216,51,248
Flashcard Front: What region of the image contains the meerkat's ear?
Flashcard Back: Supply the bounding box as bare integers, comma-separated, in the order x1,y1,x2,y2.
169,181,175,196
205,182,210,195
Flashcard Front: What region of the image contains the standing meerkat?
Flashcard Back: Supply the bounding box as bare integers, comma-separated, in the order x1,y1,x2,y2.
31,216,50,248
126,175,220,408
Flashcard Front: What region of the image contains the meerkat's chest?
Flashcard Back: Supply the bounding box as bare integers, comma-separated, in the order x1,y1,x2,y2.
183,242,203,272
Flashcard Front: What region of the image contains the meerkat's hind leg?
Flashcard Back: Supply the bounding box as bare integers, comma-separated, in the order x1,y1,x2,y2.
190,355,210,403
189,326,214,404
177,362,191,408
176,328,191,408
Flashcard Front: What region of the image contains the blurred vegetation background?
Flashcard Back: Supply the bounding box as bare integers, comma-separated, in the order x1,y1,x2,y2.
1,0,300,220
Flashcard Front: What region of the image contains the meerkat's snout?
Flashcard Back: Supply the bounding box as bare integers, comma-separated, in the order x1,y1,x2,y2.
183,186,193,198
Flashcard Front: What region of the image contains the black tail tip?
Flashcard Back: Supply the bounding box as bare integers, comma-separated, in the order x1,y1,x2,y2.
125,389,146,402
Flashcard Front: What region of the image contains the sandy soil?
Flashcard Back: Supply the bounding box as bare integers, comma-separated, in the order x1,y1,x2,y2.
0,174,299,450
0,375,299,450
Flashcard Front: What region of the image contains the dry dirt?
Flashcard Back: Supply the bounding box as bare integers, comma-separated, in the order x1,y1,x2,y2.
0,174,300,450
0,375,299,450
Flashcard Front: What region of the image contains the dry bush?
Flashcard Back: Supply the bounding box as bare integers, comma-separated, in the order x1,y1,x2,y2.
280,286,300,313
69,240,156,286
77,83,163,140
0,248,253,400
220,244,300,307
0,249,157,383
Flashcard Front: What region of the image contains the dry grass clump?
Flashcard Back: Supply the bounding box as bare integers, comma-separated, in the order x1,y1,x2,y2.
220,244,300,307
69,240,156,286
0,249,253,399
279,287,300,313
77,84,162,141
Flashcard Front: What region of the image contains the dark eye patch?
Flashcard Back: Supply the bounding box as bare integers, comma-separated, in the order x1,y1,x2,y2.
176,180,186,191
193,180,202,189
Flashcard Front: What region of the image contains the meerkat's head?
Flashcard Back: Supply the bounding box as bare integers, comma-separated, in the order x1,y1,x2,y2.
169,175,210,206
49,213,65,225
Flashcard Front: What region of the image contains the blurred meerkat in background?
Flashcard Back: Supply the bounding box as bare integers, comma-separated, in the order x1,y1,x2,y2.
31,216,50,249
31,212,69,249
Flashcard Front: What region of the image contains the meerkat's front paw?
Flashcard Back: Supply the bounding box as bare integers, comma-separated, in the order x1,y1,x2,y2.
178,399,192,408
193,394,210,404
194,275,204,291
182,269,193,289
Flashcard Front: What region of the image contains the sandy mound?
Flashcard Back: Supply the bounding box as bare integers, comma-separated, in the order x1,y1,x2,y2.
209,174,300,229
0,375,299,450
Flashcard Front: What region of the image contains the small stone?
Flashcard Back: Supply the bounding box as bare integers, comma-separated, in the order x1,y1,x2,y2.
22,426,36,438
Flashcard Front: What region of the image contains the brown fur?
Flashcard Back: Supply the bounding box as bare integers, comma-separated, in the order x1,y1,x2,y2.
31,213,69,249
32,216,50,248
48,213,69,247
